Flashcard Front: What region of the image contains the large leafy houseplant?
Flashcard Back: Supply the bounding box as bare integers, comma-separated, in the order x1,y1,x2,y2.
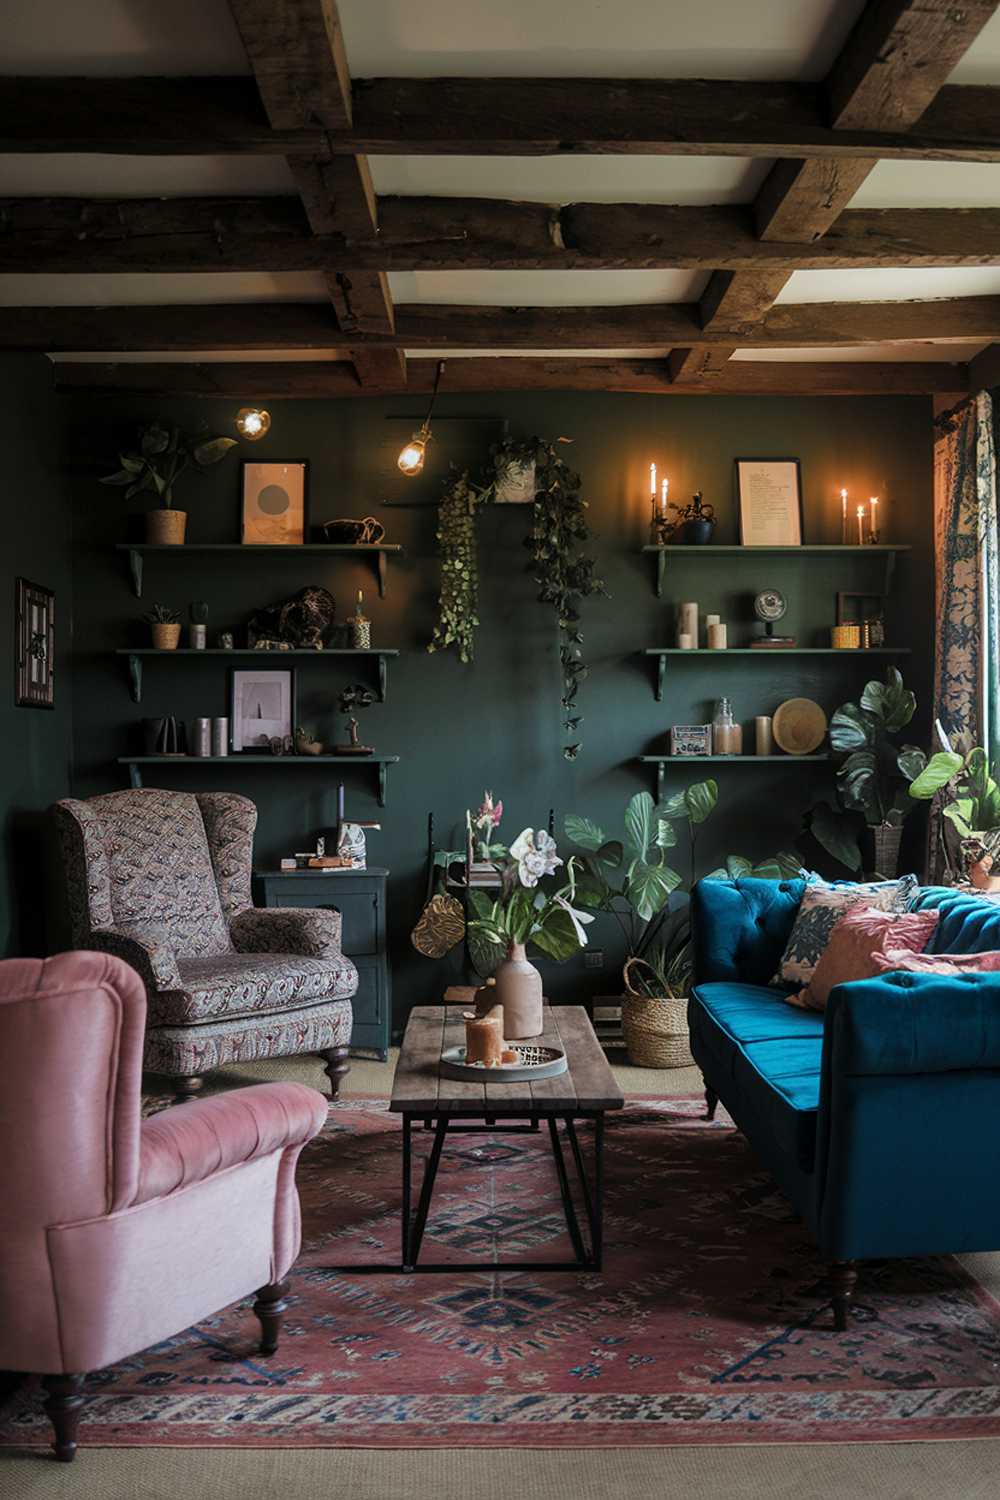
466,828,593,969
808,668,926,872
101,423,236,507
909,742,1000,881
564,787,801,998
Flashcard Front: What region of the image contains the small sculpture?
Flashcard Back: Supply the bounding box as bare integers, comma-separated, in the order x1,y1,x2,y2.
295,726,324,756
335,684,375,754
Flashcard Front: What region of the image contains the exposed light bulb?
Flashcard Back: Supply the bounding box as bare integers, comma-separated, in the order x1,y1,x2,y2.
236,407,270,441
397,429,429,476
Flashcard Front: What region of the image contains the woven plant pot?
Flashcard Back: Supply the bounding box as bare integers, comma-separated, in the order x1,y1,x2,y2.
146,508,187,544
150,623,181,650
621,958,694,1069
867,821,903,879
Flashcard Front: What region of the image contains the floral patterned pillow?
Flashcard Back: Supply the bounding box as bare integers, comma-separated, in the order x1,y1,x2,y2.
772,875,918,989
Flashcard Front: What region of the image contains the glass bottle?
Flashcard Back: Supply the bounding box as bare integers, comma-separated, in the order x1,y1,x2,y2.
712,697,742,756
351,589,371,650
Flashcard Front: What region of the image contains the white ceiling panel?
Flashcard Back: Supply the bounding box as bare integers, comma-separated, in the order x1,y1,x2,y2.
0,273,330,306
370,155,770,204
388,270,708,305
0,0,250,74
778,268,1000,304
339,0,864,80
0,155,297,197
849,161,1000,209
948,9,1000,82
732,343,988,363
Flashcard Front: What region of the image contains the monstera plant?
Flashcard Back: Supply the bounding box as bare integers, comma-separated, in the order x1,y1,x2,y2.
809,667,927,874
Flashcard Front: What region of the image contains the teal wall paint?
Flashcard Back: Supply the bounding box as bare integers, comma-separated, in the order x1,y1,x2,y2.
0,356,75,956
62,390,934,1026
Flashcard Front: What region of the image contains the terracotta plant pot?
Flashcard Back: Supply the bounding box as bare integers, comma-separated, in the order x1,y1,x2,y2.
146,508,187,545
150,623,181,650
494,941,544,1039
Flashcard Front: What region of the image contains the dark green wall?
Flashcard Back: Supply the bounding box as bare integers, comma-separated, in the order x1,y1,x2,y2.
62,389,934,1027
0,355,75,956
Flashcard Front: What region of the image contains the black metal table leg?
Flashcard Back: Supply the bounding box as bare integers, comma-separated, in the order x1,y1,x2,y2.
593,1114,605,1270
547,1116,588,1265
406,1115,448,1269
401,1113,412,1266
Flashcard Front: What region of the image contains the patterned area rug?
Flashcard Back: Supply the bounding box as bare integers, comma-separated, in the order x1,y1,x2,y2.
4,1097,1000,1450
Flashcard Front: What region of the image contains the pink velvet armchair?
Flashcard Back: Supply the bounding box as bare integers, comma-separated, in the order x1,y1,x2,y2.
0,951,328,1463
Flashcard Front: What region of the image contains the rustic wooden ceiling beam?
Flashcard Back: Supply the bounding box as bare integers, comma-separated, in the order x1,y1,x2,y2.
52,356,967,398
5,199,1000,272
226,0,404,388
5,296,1000,352
1,75,998,159
969,343,1000,392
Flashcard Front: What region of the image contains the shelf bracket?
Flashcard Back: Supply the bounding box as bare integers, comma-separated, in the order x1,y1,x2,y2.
655,654,665,703
377,551,388,599
378,654,388,702
378,761,389,807
883,550,897,595
127,762,143,790
655,549,666,599
655,761,665,802
126,549,143,598
127,653,142,704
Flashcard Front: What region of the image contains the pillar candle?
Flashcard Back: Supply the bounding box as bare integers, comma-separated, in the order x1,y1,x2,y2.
707,622,727,649
678,601,698,647
464,1010,504,1067
755,715,774,755
678,632,693,650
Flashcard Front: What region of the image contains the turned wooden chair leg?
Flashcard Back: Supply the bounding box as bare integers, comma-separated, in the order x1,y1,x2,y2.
253,1279,289,1355
704,1083,719,1121
831,1260,858,1331
321,1046,350,1101
42,1374,86,1463
172,1074,204,1105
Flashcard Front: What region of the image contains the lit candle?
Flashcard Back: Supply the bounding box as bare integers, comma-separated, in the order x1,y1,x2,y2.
856,505,865,546
650,462,656,499
840,487,848,543
869,495,879,541
660,476,669,518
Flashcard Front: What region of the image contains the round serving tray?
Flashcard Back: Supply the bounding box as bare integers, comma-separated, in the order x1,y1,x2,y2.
440,1043,568,1083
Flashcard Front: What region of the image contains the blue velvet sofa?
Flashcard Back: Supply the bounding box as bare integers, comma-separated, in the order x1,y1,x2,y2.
689,877,1000,1329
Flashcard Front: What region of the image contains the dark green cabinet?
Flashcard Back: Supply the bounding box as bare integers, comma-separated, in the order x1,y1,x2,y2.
255,867,391,1059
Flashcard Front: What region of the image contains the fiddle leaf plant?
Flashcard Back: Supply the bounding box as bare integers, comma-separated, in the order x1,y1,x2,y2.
101,423,236,507
909,745,1000,837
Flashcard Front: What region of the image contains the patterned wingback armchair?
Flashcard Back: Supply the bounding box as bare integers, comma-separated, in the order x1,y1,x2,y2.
53,789,357,1099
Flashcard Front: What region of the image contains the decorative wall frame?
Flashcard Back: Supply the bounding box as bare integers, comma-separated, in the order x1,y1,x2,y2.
15,577,55,709
241,460,308,545
230,667,296,751
735,458,803,546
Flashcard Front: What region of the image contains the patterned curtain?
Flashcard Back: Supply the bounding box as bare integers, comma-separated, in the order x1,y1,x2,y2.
929,391,999,880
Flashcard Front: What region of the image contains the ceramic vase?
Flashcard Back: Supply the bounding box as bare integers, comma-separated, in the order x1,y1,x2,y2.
494,941,543,1039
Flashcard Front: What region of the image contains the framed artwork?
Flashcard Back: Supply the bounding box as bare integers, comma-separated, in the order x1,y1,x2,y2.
670,724,712,757
15,577,55,709
736,458,803,547
231,668,296,752
836,590,884,625
241,461,308,545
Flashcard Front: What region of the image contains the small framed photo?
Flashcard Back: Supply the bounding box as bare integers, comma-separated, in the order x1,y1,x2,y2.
670,724,712,757
231,668,296,752
241,461,308,545
736,458,803,547
15,577,55,709
836,590,884,625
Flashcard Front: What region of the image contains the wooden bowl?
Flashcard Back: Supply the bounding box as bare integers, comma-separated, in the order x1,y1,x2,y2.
772,697,828,755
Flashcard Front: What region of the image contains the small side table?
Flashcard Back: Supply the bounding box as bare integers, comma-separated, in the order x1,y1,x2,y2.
255,867,391,1060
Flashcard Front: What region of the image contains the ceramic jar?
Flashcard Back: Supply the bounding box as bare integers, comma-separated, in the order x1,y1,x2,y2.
494,941,543,1039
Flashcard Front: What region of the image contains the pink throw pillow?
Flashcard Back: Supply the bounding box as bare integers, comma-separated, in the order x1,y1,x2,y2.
871,947,1000,977
785,907,940,1012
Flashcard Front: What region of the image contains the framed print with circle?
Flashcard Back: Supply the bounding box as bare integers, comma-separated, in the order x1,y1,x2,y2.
241,461,308,545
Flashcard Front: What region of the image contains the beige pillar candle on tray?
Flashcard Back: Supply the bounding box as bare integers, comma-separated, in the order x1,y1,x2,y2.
755,715,774,755
707,622,728,650
678,602,698,648
464,1010,505,1067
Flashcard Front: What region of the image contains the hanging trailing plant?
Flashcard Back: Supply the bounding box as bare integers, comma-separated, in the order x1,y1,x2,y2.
428,436,605,757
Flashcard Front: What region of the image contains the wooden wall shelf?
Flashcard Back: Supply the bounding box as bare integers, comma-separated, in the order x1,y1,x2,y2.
641,543,912,597
118,754,400,805
114,542,404,599
114,647,400,704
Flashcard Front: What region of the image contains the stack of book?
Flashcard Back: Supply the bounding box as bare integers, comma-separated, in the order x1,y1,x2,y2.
592,1000,625,1049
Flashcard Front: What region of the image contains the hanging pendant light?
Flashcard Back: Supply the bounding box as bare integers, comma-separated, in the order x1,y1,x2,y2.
397,361,445,476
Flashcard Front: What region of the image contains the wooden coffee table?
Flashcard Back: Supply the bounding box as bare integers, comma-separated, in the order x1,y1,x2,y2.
334,1004,624,1275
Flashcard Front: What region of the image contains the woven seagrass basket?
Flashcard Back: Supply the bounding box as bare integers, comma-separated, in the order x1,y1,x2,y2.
621,957,694,1069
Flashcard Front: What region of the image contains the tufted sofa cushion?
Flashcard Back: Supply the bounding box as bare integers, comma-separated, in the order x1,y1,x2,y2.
912,887,1000,954
691,877,806,987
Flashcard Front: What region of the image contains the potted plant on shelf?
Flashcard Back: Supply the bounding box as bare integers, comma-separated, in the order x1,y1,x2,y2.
466,828,594,1039
807,667,926,877
667,489,717,545
908,740,1000,886
101,423,236,545
144,603,181,651
564,788,800,1067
